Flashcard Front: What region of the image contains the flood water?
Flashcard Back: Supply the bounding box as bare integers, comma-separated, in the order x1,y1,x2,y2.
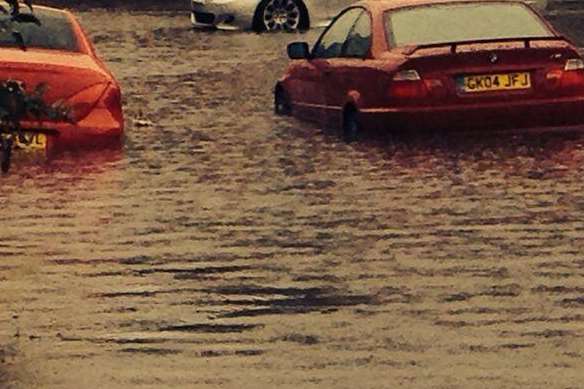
1,10,584,389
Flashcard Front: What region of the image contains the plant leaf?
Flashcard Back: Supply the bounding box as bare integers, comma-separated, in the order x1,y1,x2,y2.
33,82,48,97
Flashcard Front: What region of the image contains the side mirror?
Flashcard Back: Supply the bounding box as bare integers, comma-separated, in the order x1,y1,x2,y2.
287,42,310,60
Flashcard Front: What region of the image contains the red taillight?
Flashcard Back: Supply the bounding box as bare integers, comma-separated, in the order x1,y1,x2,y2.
546,59,584,91
389,69,429,99
560,70,584,88
65,83,108,122
389,81,428,99
64,82,123,125
98,84,123,124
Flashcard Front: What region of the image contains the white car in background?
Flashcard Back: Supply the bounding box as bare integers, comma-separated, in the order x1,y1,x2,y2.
191,0,355,31
190,0,549,32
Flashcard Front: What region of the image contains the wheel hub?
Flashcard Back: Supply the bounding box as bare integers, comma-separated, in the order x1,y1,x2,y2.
263,0,300,31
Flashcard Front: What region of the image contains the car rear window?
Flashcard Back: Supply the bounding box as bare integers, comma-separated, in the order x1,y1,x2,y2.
0,8,79,51
386,2,554,48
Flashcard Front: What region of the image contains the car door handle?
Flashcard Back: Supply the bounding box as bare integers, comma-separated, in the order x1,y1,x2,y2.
323,69,333,76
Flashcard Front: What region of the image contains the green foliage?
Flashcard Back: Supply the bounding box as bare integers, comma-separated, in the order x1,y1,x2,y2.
0,80,70,129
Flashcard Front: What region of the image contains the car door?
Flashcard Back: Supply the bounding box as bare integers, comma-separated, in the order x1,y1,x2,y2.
306,7,363,124
321,8,373,128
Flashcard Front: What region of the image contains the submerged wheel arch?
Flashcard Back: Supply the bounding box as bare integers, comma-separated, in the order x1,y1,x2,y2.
274,82,292,115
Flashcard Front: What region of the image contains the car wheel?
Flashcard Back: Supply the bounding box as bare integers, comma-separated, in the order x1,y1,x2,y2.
274,88,292,116
254,0,307,32
342,109,361,143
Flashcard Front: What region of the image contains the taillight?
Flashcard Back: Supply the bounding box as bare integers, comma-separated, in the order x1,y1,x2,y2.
65,83,108,122
546,59,584,91
98,84,123,124
560,70,584,88
389,70,429,99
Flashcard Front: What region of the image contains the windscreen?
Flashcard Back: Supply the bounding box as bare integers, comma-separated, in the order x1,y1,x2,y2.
386,2,554,48
0,8,79,51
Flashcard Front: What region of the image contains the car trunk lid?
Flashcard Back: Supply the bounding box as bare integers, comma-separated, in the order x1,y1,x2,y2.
398,38,583,104
0,48,109,105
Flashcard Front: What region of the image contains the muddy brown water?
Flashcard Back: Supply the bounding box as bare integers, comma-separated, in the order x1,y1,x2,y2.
1,10,584,389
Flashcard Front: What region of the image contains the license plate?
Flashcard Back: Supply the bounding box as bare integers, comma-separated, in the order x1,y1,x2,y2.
459,72,531,93
5,132,47,151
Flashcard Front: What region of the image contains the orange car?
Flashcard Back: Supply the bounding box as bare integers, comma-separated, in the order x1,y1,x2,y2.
0,4,124,153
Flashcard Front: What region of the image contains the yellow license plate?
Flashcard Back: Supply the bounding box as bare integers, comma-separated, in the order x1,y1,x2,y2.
461,72,531,93
13,132,47,151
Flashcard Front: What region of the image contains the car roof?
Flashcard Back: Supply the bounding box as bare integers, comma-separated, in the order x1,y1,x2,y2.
348,0,552,58
359,0,527,13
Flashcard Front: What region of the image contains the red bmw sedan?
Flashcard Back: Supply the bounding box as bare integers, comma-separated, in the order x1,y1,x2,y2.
274,0,584,142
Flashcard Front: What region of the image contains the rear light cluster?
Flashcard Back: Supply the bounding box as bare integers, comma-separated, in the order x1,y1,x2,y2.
99,83,123,124
64,82,122,124
65,83,108,122
389,70,443,100
546,58,584,90
389,72,426,99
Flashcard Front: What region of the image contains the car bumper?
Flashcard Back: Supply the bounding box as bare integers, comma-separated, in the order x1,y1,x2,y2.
359,96,584,133
191,1,256,30
20,109,124,153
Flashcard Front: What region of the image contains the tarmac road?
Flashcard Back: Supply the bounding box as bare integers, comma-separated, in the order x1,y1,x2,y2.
1,9,584,389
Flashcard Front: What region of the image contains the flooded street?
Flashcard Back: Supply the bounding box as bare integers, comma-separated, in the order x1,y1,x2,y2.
2,9,584,389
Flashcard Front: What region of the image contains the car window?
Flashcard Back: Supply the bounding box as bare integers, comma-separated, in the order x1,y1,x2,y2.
313,8,363,59
0,8,79,52
343,11,371,58
386,2,553,48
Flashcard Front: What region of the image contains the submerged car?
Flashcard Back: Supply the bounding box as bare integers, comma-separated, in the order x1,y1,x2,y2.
0,4,124,152
191,0,549,31
274,0,584,141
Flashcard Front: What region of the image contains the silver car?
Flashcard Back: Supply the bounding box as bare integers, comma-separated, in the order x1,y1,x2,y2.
190,0,355,31
190,0,549,32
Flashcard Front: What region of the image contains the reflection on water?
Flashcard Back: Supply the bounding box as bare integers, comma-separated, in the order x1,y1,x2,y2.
1,10,584,389
353,131,584,177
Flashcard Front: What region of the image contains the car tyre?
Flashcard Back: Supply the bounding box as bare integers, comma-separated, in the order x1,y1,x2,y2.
274,88,292,116
253,0,309,32
342,109,361,143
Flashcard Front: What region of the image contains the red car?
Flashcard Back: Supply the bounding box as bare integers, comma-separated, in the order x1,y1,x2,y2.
274,0,584,142
0,5,123,152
